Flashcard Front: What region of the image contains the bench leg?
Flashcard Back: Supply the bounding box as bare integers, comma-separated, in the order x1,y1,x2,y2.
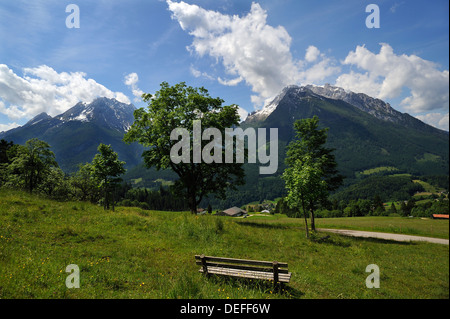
200,254,211,278
272,261,279,289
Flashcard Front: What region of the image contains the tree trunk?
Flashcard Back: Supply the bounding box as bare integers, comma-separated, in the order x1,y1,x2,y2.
189,192,197,214
303,211,310,238
310,207,316,231
300,199,309,239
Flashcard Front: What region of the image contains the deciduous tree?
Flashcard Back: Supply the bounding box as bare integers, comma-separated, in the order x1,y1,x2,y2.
283,116,343,232
7,138,58,193
91,144,126,211
124,82,245,214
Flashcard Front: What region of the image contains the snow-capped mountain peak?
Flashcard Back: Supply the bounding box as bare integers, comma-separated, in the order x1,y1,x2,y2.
245,84,405,125
55,97,136,132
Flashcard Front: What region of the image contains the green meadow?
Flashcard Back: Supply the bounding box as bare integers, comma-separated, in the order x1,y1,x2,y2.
0,189,448,299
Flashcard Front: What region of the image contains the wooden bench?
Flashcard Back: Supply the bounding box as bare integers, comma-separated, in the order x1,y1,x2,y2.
195,255,291,287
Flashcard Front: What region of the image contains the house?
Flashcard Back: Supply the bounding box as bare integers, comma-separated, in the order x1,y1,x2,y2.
216,206,248,217
432,214,449,219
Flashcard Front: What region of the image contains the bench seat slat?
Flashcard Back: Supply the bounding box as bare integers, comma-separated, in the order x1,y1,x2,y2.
199,267,291,283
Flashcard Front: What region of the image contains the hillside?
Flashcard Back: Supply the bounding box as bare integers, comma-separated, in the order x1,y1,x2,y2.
0,189,448,299
1,87,448,208
0,97,143,172
198,85,447,208
243,85,449,178
120,85,449,208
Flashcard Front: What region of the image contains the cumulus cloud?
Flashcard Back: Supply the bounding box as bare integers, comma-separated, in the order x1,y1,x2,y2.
167,1,339,108
167,1,447,126
0,64,130,121
237,106,248,122
218,76,243,86
190,65,215,81
305,45,321,62
416,112,449,131
124,72,144,102
336,43,449,114
0,121,20,133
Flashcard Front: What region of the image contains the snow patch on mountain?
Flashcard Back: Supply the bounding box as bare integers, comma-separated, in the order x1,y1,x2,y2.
245,84,406,125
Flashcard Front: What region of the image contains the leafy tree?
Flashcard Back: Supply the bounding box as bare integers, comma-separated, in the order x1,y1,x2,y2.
348,200,363,217
124,81,245,214
389,202,398,215
372,195,385,212
400,201,408,216
91,144,126,211
7,138,58,193
39,167,70,199
283,116,343,231
70,163,99,202
0,139,16,186
404,198,416,216
283,155,328,238
0,139,14,164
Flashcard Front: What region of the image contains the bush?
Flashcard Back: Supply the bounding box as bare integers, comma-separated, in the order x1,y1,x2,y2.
139,202,150,210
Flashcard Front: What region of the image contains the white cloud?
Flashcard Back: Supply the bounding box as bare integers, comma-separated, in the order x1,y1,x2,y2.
416,112,449,131
124,72,144,102
0,64,130,121
237,106,248,122
0,121,20,133
218,76,243,86
190,65,215,81
168,2,446,118
389,2,405,13
336,43,449,114
335,71,382,98
0,100,20,132
305,45,320,62
298,54,340,85
167,1,338,108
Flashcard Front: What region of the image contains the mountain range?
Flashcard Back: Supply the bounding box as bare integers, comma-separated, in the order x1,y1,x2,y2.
1,85,448,206
243,84,448,177
0,97,143,172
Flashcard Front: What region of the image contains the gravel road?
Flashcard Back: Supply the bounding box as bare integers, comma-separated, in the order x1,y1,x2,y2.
318,228,449,245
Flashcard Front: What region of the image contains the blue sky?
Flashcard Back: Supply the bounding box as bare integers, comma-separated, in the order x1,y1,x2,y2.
0,0,448,131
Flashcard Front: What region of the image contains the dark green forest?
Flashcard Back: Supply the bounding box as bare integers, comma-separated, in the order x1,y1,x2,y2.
1,135,448,219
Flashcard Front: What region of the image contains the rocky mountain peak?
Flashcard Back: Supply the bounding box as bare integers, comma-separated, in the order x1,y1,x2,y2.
55,97,136,132
244,84,436,132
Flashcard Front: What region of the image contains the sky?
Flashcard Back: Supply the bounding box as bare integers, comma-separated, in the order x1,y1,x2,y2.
0,0,448,132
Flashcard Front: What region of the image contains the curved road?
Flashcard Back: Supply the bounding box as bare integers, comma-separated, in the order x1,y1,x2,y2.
318,228,449,245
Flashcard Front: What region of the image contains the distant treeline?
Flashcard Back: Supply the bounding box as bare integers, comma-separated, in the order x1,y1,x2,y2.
275,195,449,219
117,184,189,211
0,138,188,211
413,175,449,191
331,175,425,202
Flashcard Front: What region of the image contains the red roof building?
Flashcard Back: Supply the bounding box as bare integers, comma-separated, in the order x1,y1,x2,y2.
432,214,449,219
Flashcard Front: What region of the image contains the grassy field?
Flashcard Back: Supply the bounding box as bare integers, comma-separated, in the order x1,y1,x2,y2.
0,189,448,299
243,213,449,239
359,166,399,175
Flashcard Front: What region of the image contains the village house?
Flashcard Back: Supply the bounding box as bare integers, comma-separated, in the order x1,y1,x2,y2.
216,206,248,217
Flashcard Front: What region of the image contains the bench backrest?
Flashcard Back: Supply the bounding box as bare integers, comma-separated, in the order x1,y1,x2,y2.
194,255,289,274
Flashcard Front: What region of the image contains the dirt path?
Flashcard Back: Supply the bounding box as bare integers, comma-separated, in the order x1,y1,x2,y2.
318,228,449,245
